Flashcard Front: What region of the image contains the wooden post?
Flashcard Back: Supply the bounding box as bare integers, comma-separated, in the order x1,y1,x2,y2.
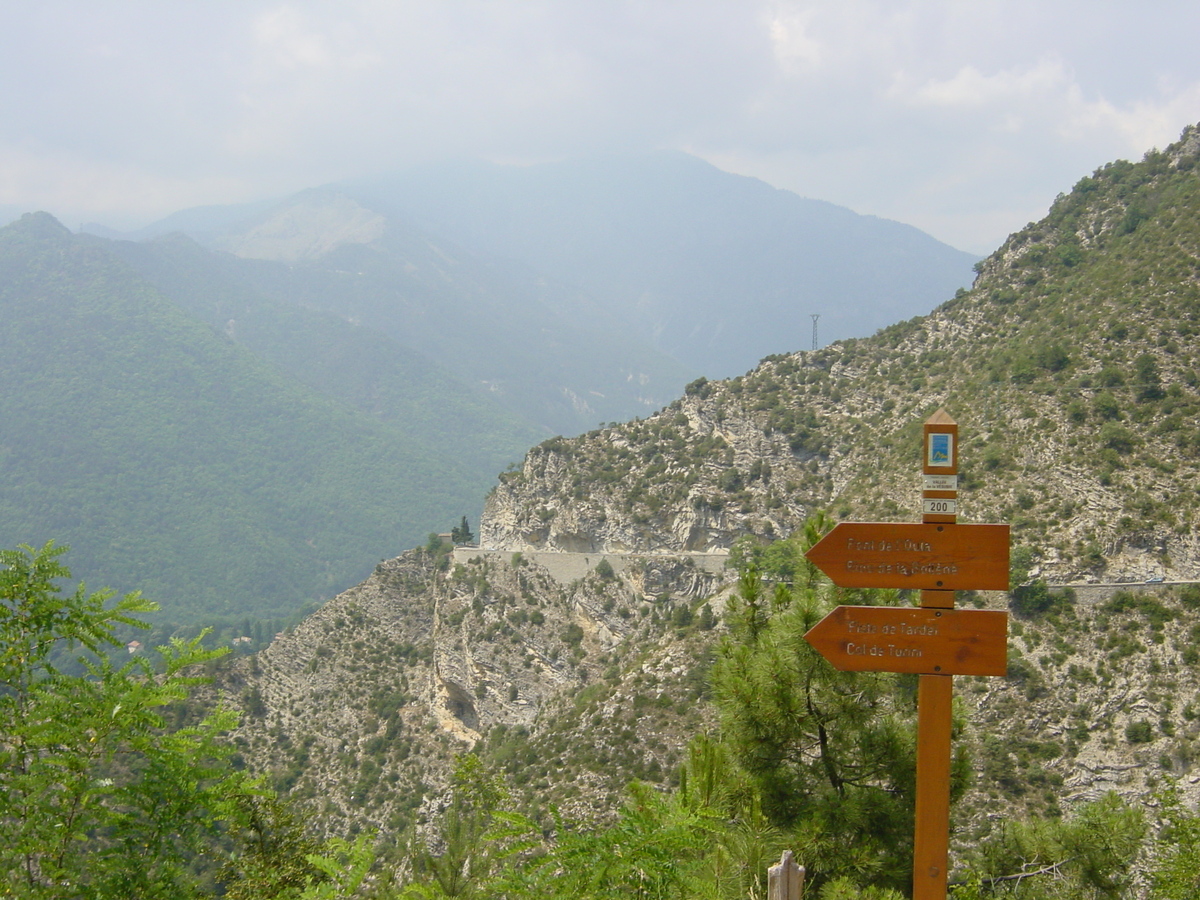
803,409,1008,898
768,850,805,900
913,409,957,900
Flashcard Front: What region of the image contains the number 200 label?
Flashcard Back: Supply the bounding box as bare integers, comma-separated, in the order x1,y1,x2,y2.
922,499,958,514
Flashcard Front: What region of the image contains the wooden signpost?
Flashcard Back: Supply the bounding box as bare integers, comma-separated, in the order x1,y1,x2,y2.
803,409,1009,900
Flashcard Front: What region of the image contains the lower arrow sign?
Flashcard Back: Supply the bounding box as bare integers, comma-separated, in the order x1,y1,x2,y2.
804,606,1007,676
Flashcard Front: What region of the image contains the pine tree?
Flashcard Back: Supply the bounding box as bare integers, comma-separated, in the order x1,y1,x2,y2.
712,561,970,893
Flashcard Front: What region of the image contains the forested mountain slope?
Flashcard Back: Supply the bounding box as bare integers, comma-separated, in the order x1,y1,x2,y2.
115,186,697,438
0,213,497,621
484,126,1200,585
103,230,542,475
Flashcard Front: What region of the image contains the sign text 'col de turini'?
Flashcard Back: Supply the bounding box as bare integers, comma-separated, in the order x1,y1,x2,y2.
802,605,1007,676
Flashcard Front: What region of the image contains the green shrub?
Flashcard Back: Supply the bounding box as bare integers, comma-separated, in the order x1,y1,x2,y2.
1125,720,1154,743
1099,422,1137,453
1094,392,1122,421
1179,584,1200,609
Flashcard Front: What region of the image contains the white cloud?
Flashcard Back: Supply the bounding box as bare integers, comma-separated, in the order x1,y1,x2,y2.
3,0,1200,250
897,58,1073,109
254,7,335,69
1058,82,1200,157
252,4,382,71
891,55,1200,161
767,6,823,72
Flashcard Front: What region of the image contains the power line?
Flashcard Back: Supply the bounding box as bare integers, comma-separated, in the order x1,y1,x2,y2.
811,314,820,351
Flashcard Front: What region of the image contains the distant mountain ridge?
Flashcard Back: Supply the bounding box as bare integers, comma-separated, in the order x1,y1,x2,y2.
124,152,977,381
344,152,979,378
112,186,696,438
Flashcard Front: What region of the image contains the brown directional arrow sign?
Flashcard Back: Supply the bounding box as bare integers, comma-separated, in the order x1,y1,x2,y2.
805,522,1010,591
804,606,1008,676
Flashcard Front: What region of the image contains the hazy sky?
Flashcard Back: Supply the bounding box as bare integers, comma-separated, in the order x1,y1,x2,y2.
3,1,1199,254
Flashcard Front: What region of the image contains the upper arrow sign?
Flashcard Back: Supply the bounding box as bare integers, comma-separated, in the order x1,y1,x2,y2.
805,522,1010,591
805,605,1008,676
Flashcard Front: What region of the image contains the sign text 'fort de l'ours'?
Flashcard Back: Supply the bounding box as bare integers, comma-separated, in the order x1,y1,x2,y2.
804,521,1010,592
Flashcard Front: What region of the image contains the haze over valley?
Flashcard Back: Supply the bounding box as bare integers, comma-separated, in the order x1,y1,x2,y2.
6,5,1200,897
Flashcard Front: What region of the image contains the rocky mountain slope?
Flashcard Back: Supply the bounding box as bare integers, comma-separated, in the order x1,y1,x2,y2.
215,542,1200,869
214,544,732,846
484,126,1200,586
214,125,1200,872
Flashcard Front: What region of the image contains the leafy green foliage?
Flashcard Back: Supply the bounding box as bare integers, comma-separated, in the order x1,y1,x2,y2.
405,754,510,898
1125,720,1155,743
220,793,331,900
451,517,475,546
474,740,798,900
1151,783,1200,899
1010,580,1076,619
300,833,381,899
0,540,387,900
0,541,258,898
485,785,723,900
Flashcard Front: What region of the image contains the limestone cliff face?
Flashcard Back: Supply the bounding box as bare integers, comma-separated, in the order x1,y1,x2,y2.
481,388,838,554
483,325,1200,587
214,189,387,262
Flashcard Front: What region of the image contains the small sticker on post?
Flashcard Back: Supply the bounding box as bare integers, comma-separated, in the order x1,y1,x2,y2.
923,474,958,490
928,433,953,468
922,498,958,515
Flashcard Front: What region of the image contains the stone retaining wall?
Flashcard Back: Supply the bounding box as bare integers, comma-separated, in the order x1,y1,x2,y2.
451,547,731,586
